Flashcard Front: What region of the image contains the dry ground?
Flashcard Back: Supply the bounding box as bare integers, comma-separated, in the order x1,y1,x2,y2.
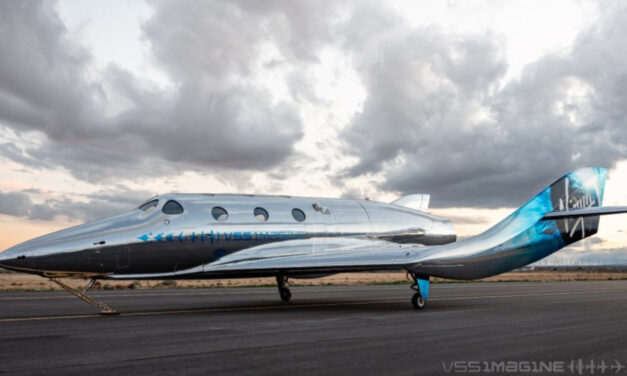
1,270,627,291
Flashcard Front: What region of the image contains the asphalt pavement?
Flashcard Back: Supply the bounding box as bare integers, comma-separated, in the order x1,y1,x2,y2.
1,280,627,375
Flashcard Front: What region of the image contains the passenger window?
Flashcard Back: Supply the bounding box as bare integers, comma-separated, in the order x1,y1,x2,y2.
292,208,306,222
254,207,269,222
162,200,184,215
139,199,158,212
212,207,228,221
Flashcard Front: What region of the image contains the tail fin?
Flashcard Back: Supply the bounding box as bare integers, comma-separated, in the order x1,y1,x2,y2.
476,167,607,248
548,166,606,244
391,194,430,211
408,167,620,279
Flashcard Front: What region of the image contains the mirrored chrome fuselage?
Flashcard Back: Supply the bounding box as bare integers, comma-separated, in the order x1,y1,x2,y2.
0,194,456,278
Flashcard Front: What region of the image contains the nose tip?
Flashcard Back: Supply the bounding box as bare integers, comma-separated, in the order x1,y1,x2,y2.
0,245,30,270
0,249,11,262
0,250,14,269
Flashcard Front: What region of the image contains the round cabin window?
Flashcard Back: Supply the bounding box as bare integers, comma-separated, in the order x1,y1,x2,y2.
254,207,269,222
212,206,228,221
292,208,306,222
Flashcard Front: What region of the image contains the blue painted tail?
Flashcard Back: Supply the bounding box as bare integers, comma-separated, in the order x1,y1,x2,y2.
408,167,608,279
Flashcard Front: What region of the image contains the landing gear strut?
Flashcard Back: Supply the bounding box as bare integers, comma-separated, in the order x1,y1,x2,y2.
409,273,430,310
276,274,292,302
49,277,118,315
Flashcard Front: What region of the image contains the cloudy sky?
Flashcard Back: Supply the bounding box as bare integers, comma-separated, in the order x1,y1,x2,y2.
1,0,626,264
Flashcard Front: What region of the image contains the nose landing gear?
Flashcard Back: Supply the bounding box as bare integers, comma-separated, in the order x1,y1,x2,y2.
276,274,292,302
49,277,118,315
409,273,430,310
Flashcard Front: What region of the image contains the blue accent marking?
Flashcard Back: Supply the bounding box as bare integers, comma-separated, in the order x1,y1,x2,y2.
178,232,184,243
165,233,174,242
418,279,429,299
138,234,149,242
191,232,196,243
154,233,164,242
201,231,205,243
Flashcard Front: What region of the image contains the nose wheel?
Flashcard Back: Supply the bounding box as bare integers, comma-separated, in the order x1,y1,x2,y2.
276,275,292,302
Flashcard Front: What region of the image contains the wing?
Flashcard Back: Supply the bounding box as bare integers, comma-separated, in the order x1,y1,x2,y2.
204,237,428,273
109,237,433,279
542,206,627,219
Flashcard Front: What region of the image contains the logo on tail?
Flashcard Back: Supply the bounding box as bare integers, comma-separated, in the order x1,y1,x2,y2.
549,168,606,244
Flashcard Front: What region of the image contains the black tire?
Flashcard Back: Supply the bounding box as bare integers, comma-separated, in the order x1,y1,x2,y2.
411,292,425,310
280,288,292,302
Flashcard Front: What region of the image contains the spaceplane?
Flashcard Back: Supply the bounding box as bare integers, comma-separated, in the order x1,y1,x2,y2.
1,167,626,314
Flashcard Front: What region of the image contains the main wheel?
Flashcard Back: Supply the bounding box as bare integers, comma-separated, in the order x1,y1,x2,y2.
280,288,292,302
411,292,425,310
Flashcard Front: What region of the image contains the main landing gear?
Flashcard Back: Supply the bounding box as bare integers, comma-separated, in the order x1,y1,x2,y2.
276,274,292,302
409,273,430,310
49,277,118,315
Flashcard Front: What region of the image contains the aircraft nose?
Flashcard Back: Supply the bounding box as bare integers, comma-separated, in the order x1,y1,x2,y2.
0,250,9,264
0,238,47,271
0,209,145,273
0,246,26,270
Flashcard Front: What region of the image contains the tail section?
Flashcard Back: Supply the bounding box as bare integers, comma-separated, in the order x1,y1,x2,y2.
407,167,622,279
549,167,606,244
474,167,606,252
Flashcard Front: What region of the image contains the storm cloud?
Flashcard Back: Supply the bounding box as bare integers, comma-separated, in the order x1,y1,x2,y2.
0,1,626,209
341,2,627,207
0,1,309,182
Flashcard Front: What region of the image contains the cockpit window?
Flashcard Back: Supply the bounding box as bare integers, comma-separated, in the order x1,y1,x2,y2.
139,199,158,212
254,207,269,222
212,206,228,221
162,200,184,215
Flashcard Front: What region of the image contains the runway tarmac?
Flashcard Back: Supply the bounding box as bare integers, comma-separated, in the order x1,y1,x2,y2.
1,280,627,375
